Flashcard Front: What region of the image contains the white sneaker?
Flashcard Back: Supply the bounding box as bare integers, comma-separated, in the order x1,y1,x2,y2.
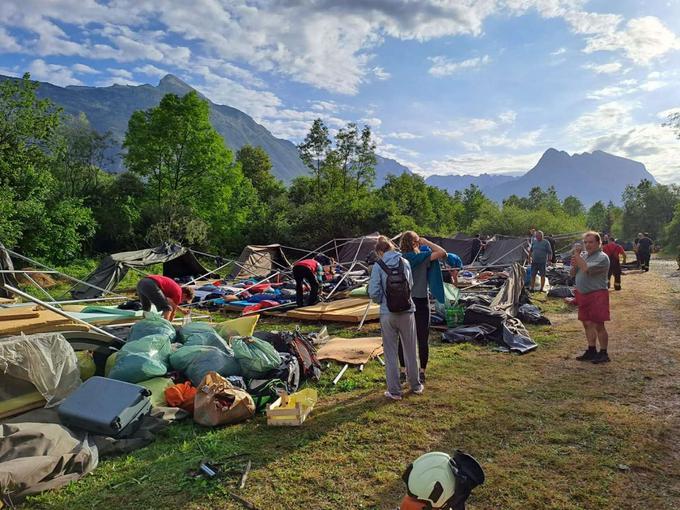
412,385,424,395
384,391,402,401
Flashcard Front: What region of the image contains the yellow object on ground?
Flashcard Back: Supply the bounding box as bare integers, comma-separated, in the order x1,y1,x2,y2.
267,388,317,426
104,352,117,376
214,314,259,338
286,298,379,323
137,377,175,407
76,351,96,381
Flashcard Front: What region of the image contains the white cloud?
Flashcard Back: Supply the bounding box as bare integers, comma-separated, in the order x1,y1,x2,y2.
583,16,680,64
498,110,517,125
425,151,545,176
586,77,669,100
428,54,490,77
27,59,82,86
372,66,391,80
0,27,22,52
360,117,382,128
550,47,567,56
583,61,622,74
71,63,99,74
134,64,169,79
385,132,423,140
564,101,680,183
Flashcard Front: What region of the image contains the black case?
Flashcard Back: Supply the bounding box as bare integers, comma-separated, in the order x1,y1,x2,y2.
58,376,152,437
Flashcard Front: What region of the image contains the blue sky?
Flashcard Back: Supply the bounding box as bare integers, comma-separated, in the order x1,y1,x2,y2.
1,0,680,182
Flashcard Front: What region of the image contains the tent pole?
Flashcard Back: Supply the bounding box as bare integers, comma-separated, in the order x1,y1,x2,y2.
5,248,127,299
2,284,123,342
356,301,371,331
183,260,233,287
324,236,365,301
20,272,57,303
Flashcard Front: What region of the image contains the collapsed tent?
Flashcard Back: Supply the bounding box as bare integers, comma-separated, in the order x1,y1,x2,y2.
334,233,381,265
422,236,477,265
71,244,212,300
229,245,291,279
478,238,529,266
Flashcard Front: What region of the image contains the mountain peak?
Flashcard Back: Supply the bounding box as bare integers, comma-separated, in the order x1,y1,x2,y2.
157,74,194,94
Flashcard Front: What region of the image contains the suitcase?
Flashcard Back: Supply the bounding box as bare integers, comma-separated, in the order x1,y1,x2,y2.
58,376,152,437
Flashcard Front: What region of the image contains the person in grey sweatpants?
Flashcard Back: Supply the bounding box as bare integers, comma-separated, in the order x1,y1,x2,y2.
368,236,423,400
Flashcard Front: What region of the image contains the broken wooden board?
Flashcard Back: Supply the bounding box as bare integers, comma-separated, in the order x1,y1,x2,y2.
0,309,83,336
0,307,39,322
317,336,384,365
286,298,379,323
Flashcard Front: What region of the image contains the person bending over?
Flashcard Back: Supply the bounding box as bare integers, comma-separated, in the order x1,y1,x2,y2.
292,258,324,307
571,232,611,364
136,274,194,321
443,253,464,285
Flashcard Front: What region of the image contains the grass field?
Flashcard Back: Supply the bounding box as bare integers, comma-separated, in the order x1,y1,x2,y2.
23,265,680,510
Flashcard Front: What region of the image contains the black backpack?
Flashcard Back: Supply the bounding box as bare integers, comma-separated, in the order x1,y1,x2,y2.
376,258,413,313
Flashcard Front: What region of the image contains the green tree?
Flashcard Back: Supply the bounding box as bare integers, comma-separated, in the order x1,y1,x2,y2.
53,113,114,201
236,145,285,199
298,118,331,196
335,122,358,192
456,185,488,231
621,180,680,240
0,74,95,262
587,201,608,232
354,125,377,191
562,195,585,216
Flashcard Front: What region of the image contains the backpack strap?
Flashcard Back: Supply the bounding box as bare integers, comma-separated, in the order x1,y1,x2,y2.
376,259,391,274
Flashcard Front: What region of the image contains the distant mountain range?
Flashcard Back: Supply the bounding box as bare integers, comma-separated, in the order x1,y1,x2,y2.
2,73,408,184
425,173,519,194
425,149,656,205
2,74,656,203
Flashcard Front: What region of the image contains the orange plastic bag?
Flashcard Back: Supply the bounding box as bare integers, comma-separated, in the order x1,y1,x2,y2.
193,372,255,427
165,381,197,413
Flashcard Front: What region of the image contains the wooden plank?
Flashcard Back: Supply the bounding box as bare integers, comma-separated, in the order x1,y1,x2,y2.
0,307,39,321
0,309,74,336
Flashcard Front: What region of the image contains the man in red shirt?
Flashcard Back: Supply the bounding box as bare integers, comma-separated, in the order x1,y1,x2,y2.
602,238,626,291
136,275,194,320
292,258,324,307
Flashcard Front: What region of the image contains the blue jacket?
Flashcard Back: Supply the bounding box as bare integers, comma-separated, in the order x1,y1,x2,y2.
368,250,415,314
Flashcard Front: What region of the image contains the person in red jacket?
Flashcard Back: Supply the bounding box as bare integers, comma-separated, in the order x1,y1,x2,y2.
292,259,323,307
136,274,194,321
602,238,626,290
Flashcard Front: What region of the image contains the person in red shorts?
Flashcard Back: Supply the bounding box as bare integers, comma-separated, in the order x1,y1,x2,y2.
570,231,611,363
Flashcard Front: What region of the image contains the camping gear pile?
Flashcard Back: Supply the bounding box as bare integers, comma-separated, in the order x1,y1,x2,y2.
0,313,327,502
440,264,546,354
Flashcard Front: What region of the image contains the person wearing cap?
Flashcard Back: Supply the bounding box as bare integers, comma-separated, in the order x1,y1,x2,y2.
443,253,464,285
136,274,194,321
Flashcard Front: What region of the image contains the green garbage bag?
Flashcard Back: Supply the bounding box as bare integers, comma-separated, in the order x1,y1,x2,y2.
127,315,176,343
184,347,242,386
232,337,281,378
137,377,174,407
179,322,233,354
169,345,240,376
76,350,96,381
108,334,172,383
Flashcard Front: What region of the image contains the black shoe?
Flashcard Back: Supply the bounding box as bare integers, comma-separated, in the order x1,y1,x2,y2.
399,372,406,384
419,372,426,384
576,349,597,361
592,351,611,364
614,284,621,291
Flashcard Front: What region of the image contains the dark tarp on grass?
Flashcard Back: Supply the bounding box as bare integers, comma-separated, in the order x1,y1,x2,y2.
71,244,211,300
229,244,291,279
0,243,18,299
